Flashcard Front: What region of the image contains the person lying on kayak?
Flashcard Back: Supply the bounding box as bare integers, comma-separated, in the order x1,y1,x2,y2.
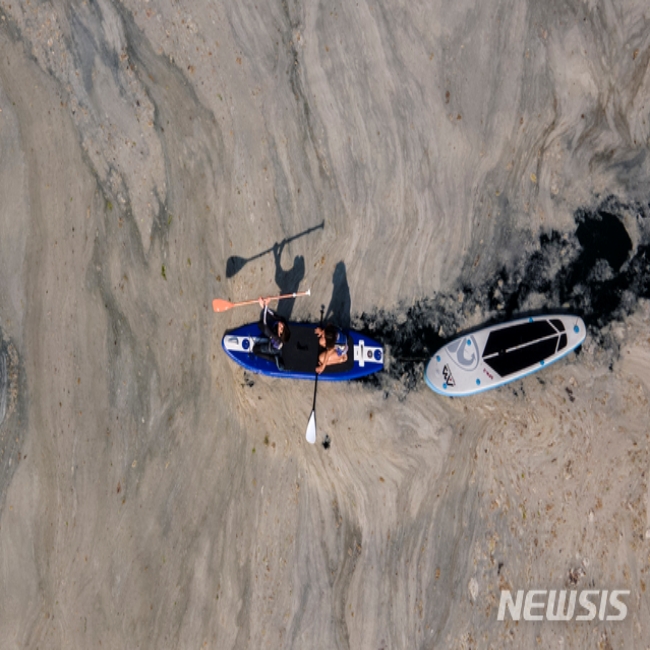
253,297,291,369
315,324,348,374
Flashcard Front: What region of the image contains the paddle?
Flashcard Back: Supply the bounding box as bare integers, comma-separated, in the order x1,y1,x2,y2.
305,305,325,444
306,377,318,444
226,221,325,278
212,289,310,313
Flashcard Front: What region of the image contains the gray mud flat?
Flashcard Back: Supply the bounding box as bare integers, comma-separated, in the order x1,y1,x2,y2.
0,1,649,648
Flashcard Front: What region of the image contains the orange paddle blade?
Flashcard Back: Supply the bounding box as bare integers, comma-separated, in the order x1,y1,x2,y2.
212,298,235,312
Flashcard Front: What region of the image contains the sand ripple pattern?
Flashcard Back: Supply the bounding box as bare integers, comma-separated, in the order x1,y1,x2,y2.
0,1,648,648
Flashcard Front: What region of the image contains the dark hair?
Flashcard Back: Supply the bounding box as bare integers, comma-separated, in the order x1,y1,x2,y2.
279,323,291,343
323,324,338,349
273,315,291,343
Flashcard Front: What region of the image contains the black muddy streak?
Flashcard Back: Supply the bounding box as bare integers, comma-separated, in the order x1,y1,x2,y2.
354,196,650,394
0,330,25,516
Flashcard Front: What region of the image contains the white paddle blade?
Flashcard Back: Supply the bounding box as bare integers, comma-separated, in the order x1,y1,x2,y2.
305,411,316,444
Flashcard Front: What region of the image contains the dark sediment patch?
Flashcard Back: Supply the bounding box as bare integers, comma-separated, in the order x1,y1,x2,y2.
0,330,24,515
0,334,20,431
0,345,7,427
354,195,650,396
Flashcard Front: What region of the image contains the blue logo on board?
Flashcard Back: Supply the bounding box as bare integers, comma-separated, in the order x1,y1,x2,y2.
447,335,479,370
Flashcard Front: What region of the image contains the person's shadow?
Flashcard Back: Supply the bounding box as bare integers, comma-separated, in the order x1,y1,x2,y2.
324,261,351,329
273,242,305,319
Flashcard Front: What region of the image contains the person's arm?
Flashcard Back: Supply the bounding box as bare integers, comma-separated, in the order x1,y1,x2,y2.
258,298,273,334
258,297,272,325
261,316,277,341
258,298,282,344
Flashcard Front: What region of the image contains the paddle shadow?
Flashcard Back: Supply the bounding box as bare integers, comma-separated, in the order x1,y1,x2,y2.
324,261,351,329
226,221,324,278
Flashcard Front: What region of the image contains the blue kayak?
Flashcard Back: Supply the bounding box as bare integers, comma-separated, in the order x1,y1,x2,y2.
222,323,384,381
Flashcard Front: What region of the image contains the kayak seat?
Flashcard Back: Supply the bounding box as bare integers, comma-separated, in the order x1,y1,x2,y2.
281,325,353,374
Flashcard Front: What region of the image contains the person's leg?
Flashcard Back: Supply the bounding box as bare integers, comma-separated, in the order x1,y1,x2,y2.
316,349,328,373
252,338,261,354
253,341,284,370
321,348,346,368
328,350,347,366
253,340,273,359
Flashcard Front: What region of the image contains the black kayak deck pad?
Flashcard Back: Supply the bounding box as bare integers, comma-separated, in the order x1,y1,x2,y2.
280,324,353,375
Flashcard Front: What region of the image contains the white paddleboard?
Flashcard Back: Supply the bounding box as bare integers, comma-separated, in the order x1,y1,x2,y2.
425,315,586,396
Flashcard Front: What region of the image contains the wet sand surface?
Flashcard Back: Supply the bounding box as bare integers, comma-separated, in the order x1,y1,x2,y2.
0,1,649,648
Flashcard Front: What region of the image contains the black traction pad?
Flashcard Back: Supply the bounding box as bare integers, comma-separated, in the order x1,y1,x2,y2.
280,324,353,375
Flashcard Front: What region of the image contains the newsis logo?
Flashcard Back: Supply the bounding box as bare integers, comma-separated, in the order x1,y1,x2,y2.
497,589,630,622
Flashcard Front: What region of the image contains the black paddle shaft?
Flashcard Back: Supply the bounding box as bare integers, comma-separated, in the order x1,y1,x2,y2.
311,305,325,412
311,372,318,411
